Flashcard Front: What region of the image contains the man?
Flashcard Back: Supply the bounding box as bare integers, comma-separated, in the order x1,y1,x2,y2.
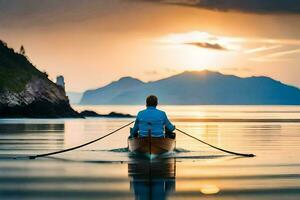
130,95,175,138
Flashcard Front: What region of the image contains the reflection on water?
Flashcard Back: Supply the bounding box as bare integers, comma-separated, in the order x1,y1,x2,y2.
128,158,176,200
0,123,65,153
0,123,64,133
1,106,300,199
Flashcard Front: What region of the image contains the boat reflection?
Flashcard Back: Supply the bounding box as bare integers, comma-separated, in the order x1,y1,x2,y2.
128,157,176,200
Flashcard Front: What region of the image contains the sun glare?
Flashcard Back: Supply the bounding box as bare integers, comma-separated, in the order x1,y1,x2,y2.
155,31,244,72
158,31,240,51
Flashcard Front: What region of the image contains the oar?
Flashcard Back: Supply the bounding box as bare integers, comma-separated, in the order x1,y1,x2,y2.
28,121,134,159
176,128,255,157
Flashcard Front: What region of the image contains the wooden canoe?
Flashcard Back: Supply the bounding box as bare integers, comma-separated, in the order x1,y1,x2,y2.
128,137,175,157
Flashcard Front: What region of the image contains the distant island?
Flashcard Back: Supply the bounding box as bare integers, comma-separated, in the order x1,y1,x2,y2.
0,40,81,118
80,70,300,105
80,110,135,118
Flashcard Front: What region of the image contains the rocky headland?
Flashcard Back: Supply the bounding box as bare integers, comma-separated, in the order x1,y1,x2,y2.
0,40,81,118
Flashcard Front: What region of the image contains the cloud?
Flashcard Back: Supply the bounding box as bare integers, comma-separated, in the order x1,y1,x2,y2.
159,30,300,62
185,42,227,50
145,0,300,14
265,48,300,58
158,31,234,51
242,38,300,62
244,45,282,54
0,0,137,29
250,48,300,62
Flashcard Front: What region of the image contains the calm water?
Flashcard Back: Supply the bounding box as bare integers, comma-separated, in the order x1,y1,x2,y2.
1,105,300,199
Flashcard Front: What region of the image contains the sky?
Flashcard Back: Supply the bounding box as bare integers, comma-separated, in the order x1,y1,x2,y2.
0,0,300,92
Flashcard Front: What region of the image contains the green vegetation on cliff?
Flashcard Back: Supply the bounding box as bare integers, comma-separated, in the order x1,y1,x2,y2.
0,40,47,92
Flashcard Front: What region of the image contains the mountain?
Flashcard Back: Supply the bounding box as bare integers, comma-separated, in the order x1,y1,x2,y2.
80,70,300,105
80,76,145,104
0,40,81,118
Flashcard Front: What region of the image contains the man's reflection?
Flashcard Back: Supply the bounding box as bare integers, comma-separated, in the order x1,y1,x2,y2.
128,157,176,200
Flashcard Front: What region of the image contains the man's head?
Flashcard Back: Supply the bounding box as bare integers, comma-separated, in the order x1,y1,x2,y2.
146,95,158,107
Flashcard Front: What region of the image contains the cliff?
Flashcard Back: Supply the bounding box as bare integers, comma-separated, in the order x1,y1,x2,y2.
0,40,81,118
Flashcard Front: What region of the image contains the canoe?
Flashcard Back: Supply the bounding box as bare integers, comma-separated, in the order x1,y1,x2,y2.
128,137,175,157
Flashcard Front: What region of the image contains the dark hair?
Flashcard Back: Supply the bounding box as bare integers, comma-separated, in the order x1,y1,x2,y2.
146,95,158,107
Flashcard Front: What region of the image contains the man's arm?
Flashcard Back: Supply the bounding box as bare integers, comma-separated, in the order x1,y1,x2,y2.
130,113,140,137
164,112,175,132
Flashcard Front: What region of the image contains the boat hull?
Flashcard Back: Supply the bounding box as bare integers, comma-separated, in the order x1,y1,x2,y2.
128,137,175,156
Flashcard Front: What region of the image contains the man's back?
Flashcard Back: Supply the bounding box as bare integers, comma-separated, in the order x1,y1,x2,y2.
132,106,175,137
